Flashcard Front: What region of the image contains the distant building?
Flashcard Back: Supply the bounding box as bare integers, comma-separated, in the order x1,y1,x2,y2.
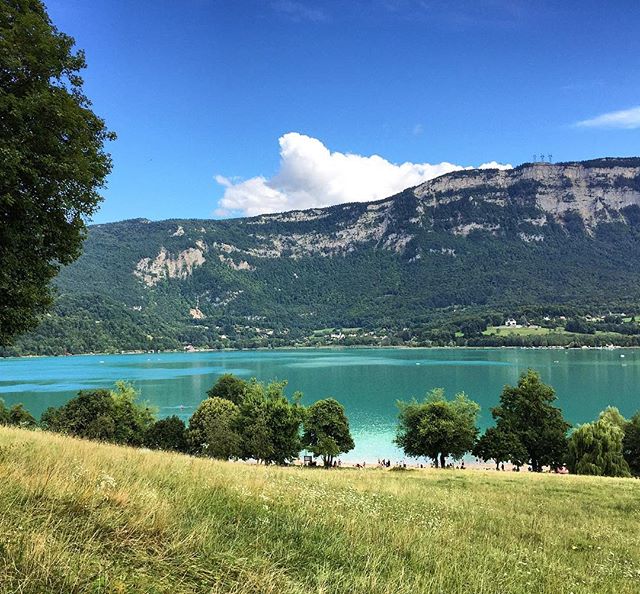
505,319,517,327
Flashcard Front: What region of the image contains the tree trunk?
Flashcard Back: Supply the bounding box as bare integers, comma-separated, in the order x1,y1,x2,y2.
440,453,446,468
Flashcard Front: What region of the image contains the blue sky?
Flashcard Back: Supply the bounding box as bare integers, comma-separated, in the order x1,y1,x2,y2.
46,0,640,222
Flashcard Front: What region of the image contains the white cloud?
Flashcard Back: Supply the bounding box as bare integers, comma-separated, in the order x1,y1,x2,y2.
215,132,512,217
575,106,640,130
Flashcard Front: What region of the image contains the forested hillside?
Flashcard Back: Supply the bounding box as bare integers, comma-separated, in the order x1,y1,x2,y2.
5,157,640,356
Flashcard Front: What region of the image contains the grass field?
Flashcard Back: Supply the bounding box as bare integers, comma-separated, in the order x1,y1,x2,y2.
483,325,567,337
1,427,639,594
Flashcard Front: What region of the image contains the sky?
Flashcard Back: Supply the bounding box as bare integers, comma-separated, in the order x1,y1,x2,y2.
45,0,640,223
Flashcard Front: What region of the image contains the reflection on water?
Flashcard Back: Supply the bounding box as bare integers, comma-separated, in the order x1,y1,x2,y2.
1,348,640,461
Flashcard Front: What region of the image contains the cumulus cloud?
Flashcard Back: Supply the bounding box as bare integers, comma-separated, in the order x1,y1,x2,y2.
575,106,640,130
215,133,512,217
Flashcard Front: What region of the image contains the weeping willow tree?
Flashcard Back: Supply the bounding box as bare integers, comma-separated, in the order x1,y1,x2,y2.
567,407,631,477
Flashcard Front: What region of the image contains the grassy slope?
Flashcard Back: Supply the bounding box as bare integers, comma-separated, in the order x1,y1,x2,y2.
1,428,639,594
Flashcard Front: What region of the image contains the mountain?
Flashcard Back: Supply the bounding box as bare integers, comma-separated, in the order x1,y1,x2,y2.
6,157,640,355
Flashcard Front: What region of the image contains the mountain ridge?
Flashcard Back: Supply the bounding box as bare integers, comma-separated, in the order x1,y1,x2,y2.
5,156,640,356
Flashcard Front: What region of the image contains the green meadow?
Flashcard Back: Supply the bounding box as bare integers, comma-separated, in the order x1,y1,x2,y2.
1,426,639,594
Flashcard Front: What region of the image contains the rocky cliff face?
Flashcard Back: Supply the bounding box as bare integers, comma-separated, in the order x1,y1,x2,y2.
132,158,640,277
415,159,640,229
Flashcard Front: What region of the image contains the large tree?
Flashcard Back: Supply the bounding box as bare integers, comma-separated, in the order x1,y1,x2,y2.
302,398,354,467
567,408,630,477
0,0,114,344
236,379,304,464
187,397,241,459
395,389,480,468
490,370,569,472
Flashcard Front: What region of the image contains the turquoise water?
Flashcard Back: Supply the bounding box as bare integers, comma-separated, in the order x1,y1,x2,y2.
1,348,639,461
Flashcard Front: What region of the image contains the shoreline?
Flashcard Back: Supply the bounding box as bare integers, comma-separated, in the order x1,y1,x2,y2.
246,457,564,474
1,342,633,361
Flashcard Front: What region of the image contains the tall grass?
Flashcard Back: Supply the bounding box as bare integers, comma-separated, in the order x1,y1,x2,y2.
1,426,639,593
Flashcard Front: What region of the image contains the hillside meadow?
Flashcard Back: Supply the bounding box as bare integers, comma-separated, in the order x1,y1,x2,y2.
0,427,639,594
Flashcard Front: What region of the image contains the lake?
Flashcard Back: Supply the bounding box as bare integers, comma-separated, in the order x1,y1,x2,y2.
1,347,639,461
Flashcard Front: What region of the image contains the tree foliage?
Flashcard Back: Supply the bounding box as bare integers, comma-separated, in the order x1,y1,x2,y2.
145,415,187,452
206,374,247,405
489,370,569,471
235,380,304,464
567,408,630,477
0,0,114,344
40,382,153,446
302,398,354,467
0,399,36,428
186,397,241,459
473,426,527,469
395,389,480,467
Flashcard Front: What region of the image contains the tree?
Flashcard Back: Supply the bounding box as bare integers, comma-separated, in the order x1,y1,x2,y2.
0,400,36,428
236,379,304,464
473,426,527,470
490,370,569,472
206,374,247,405
109,381,155,446
187,397,241,459
623,412,640,476
395,389,480,468
567,409,630,477
39,382,154,445
460,318,487,339
41,389,115,439
565,319,595,334
145,416,188,452
599,406,627,431
302,398,354,467
0,0,114,344
8,403,36,428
